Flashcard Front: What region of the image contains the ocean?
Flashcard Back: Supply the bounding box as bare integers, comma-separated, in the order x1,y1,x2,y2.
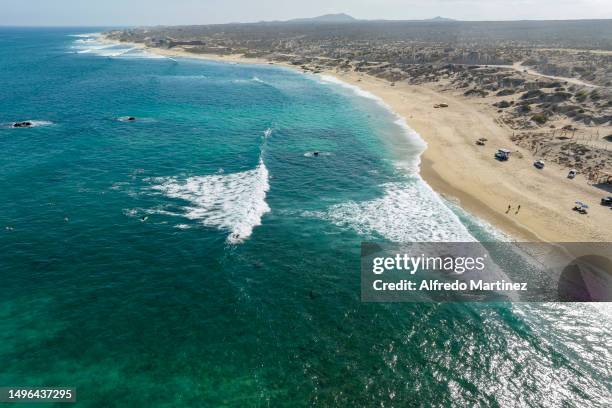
0,28,610,406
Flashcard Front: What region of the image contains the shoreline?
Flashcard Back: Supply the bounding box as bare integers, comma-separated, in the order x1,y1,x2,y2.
99,36,612,242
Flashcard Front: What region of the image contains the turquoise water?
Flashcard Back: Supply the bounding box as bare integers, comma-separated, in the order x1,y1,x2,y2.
0,28,610,407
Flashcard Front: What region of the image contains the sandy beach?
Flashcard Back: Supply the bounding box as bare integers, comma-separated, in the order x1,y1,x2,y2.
103,38,612,242
338,72,612,242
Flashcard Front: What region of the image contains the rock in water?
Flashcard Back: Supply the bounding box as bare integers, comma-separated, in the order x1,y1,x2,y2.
13,121,33,128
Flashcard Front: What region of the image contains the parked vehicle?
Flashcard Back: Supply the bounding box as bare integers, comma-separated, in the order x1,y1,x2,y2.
567,170,576,179
534,160,545,169
601,196,612,206
476,137,487,146
495,149,511,161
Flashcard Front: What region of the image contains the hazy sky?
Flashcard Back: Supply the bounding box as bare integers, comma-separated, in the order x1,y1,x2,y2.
1,0,611,26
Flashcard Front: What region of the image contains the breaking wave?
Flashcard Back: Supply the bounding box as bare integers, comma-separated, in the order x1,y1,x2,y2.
69,33,168,59
150,158,270,244
309,75,473,241
68,33,102,38
148,128,273,244
306,180,475,242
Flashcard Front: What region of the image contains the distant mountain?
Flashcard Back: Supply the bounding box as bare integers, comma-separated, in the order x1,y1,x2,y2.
256,14,457,25
286,13,357,23
424,16,456,22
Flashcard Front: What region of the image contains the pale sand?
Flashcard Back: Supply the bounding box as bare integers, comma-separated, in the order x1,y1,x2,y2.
102,38,612,242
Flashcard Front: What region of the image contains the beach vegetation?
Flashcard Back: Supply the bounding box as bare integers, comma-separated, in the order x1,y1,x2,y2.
589,91,600,100
517,103,532,113
521,89,544,100
496,89,516,96
494,100,511,108
464,88,488,97
531,113,548,124
575,90,588,102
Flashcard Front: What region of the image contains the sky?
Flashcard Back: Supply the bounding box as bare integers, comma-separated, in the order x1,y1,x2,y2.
0,0,611,26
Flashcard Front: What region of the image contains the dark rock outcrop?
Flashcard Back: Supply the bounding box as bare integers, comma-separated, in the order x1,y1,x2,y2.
12,121,33,128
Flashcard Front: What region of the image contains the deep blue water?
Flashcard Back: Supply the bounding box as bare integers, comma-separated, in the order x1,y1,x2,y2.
0,28,610,407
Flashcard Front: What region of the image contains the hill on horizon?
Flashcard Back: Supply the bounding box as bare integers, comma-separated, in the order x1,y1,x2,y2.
427,16,456,22
264,13,457,24
285,13,357,23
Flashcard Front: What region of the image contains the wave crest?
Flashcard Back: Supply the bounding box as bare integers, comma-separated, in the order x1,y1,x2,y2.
306,180,474,242
150,158,270,244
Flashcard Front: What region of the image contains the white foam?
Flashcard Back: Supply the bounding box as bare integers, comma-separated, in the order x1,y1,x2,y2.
83,45,116,56
444,199,514,242
25,120,54,127
122,208,139,218
69,33,102,38
306,180,475,242
318,75,384,103
74,39,97,45
232,76,266,85
69,34,169,60
116,116,157,123
110,47,139,57
150,158,270,244
304,151,332,157
311,75,477,241
76,44,115,53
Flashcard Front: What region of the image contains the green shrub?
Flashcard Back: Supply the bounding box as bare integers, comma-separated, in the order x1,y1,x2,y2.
517,104,532,113
575,90,588,102
531,113,548,124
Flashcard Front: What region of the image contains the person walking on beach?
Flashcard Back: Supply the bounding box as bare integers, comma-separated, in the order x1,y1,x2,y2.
506,205,512,214
516,205,521,215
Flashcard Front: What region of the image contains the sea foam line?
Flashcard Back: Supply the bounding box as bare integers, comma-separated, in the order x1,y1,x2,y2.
315,73,475,242
68,32,102,38
305,181,475,243
318,74,427,157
